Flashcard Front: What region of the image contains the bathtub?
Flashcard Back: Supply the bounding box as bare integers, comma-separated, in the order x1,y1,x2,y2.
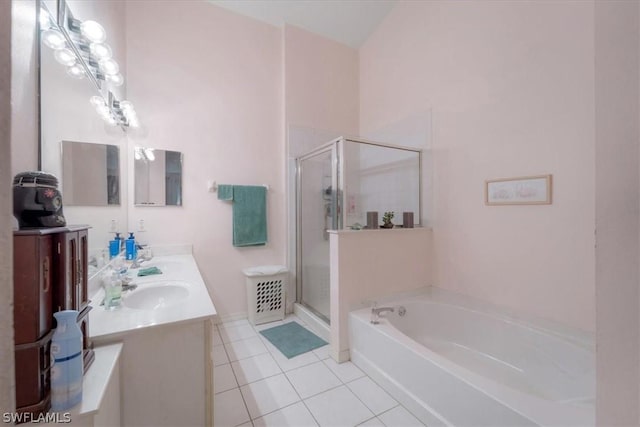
348,289,594,426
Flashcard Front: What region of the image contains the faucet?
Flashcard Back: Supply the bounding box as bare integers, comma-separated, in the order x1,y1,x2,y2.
370,306,394,324
130,247,153,268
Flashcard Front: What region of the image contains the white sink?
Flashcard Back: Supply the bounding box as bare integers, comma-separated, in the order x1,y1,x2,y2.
123,282,190,310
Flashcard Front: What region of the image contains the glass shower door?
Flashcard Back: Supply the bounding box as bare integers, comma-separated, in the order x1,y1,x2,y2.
297,144,338,323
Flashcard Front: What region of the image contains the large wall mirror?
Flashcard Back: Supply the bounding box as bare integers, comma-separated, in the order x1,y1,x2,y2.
39,0,129,251
134,148,183,206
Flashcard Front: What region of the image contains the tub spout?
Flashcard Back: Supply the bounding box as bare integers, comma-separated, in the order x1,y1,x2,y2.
371,306,394,324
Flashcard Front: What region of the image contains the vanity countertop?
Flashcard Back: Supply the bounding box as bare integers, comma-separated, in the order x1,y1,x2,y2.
89,253,217,341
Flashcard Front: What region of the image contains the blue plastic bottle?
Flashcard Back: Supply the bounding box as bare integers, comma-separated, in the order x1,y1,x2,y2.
125,232,137,261
51,310,83,411
114,232,123,252
109,238,120,259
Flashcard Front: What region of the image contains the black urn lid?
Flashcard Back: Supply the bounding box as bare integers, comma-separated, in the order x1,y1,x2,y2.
12,171,59,187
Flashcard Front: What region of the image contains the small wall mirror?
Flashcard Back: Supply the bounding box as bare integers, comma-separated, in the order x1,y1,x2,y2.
134,147,183,206
62,141,120,206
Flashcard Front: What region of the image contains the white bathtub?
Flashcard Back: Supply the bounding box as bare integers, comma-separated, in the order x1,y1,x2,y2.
348,289,594,426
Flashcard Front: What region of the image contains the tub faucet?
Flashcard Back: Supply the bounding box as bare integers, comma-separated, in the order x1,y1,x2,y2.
370,306,394,324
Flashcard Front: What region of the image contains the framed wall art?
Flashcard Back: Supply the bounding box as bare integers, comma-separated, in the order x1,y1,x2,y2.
485,174,552,206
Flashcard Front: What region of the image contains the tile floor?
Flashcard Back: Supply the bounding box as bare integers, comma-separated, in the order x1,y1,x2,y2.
213,315,426,427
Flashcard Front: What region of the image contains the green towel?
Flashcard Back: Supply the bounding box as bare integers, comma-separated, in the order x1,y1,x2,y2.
217,184,234,201
137,267,163,276
232,185,267,247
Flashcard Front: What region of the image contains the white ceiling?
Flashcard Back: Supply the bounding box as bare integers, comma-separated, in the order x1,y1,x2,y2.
209,0,396,49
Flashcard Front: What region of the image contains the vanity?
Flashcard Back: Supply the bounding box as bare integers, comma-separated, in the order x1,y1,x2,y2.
88,248,216,426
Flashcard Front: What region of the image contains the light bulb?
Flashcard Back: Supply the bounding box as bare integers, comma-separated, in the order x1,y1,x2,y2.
128,116,140,128
42,29,65,50
96,104,110,117
120,100,133,112
54,48,76,66
67,63,85,79
98,58,119,75
105,115,117,126
89,96,105,108
106,73,124,87
89,42,112,60
145,148,155,162
39,9,53,29
80,20,106,43
134,147,142,160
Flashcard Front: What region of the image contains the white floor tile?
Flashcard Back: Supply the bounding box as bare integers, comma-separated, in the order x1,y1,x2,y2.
214,344,230,366
214,388,250,427
226,336,268,361
304,385,374,427
237,423,253,427
347,377,398,415
378,406,424,427
323,358,365,383
221,323,259,343
214,363,238,394
358,417,386,426
271,348,321,372
312,345,330,360
253,320,284,332
286,361,342,399
240,374,300,419
253,402,318,427
232,353,282,386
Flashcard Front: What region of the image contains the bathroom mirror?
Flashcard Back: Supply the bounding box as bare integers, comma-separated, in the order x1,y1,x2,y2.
39,0,129,250
134,148,183,206
61,141,120,206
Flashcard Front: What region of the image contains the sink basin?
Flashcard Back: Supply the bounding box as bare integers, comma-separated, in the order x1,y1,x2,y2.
123,282,190,310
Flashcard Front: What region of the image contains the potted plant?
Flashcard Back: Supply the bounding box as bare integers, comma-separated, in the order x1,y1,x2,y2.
381,211,395,229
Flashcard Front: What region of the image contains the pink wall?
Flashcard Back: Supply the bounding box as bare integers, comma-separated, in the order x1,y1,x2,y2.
11,0,38,175
329,228,432,361
125,1,285,319
360,1,596,332
284,24,359,136
594,1,640,424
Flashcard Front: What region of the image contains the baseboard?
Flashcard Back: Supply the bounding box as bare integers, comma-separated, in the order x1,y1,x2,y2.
215,311,248,325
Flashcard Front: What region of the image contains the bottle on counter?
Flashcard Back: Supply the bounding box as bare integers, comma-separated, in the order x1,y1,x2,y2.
125,232,137,261
103,271,122,310
51,310,84,412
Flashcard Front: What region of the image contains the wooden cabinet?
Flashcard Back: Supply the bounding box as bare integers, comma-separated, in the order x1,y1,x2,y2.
53,228,89,313
13,226,93,419
13,234,54,345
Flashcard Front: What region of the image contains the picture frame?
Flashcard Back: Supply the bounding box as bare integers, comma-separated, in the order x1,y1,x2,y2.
485,174,552,206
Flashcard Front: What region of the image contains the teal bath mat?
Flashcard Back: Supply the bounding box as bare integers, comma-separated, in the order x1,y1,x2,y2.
260,322,327,359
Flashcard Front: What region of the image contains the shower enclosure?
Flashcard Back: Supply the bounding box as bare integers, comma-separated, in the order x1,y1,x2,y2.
296,137,422,324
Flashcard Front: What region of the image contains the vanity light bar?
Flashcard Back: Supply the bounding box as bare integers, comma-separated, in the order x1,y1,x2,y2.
40,0,138,129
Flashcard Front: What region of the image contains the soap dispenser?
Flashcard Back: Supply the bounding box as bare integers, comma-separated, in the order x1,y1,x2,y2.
125,232,137,261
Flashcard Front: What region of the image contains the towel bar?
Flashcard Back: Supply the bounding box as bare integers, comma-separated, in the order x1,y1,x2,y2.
208,180,269,193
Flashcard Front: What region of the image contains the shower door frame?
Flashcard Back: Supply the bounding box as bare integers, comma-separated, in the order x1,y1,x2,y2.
295,139,342,323
295,136,423,324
